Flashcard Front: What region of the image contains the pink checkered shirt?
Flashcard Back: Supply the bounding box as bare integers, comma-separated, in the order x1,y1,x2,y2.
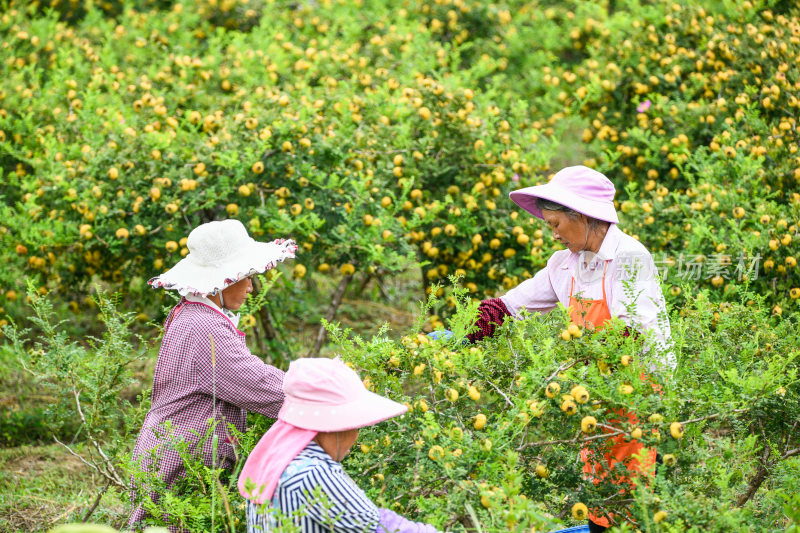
128,300,285,527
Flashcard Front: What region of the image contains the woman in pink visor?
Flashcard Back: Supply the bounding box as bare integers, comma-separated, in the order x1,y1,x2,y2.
466,165,673,532
239,357,439,533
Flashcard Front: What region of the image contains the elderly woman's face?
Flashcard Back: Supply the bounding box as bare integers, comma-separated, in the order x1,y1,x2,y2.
541,210,587,253
221,277,253,311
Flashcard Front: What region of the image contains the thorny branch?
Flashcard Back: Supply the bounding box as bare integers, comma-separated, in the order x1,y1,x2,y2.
518,409,751,452
58,388,128,489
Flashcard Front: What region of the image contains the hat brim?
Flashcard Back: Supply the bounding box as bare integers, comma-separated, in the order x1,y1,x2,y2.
148,238,297,296
278,390,408,432
509,183,619,224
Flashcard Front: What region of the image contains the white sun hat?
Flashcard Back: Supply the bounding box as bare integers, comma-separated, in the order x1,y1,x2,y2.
148,219,297,296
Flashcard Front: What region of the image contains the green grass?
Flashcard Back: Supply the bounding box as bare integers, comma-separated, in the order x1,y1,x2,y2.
0,444,128,533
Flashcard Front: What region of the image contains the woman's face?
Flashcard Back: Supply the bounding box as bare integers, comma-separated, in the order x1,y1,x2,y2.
316,429,359,461
541,210,587,253
221,276,253,310
335,428,359,461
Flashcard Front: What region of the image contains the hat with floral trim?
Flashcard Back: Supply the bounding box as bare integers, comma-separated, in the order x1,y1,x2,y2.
148,219,297,296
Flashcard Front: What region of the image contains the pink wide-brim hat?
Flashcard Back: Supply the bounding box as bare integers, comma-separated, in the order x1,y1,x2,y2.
509,165,619,224
278,357,408,432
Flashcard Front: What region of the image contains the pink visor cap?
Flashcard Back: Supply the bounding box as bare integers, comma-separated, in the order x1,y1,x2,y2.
278,358,408,432
509,165,619,224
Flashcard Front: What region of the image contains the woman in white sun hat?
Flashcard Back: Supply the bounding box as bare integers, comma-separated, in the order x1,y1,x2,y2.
239,357,440,533
460,165,672,532
128,219,297,530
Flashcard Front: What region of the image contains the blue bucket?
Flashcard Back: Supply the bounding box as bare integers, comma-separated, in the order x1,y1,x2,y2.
549,526,589,533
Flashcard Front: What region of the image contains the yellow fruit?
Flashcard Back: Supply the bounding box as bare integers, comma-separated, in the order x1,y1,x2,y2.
226,203,239,216
535,464,549,478
418,106,431,120
621,354,632,366
108,167,119,179
529,400,545,418
293,264,307,279
417,399,429,413
165,241,179,253
428,445,444,461
473,413,487,430
545,382,561,398
252,161,264,173
649,413,664,424
134,224,146,236
238,185,251,197
654,510,667,523
413,363,426,376
790,288,800,299
581,415,597,433
572,502,588,520
561,399,577,415
444,224,456,236
571,386,589,404
732,206,745,218
567,323,582,338
290,203,303,216
115,228,129,239
662,453,677,467
631,427,643,440
467,385,480,401
317,263,330,273
618,383,634,395
670,421,685,439
480,494,491,508
340,263,355,276
165,203,179,214
560,329,572,341
445,388,459,402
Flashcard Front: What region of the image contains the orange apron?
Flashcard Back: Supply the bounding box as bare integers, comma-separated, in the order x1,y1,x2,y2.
569,261,657,528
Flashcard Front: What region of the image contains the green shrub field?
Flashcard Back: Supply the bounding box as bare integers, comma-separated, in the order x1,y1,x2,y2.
1,0,799,532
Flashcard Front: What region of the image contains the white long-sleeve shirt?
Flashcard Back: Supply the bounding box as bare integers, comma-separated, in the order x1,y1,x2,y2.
501,224,674,369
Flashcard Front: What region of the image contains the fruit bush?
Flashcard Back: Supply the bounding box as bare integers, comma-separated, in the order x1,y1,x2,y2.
4,0,798,328
11,281,798,531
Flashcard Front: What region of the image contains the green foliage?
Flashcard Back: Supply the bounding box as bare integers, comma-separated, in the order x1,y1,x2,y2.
1,282,149,488
330,284,798,531
1,0,800,531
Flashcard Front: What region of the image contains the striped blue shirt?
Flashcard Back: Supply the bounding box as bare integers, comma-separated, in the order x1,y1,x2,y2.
246,442,380,533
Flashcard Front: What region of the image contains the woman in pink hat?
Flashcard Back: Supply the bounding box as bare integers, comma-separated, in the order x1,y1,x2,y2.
465,165,671,355
128,219,297,530
239,357,440,533
461,166,672,531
